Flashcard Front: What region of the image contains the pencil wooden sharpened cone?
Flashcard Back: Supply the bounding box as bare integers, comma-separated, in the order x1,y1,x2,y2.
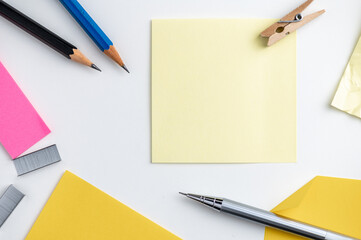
59,0,129,73
104,45,129,73
70,49,101,71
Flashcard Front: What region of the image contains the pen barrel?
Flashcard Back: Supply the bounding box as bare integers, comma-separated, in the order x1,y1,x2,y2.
221,199,357,240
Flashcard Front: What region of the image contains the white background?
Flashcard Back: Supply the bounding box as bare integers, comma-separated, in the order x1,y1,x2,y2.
1,0,361,239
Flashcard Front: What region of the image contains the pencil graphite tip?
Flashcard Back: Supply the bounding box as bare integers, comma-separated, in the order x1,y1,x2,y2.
179,192,188,196
91,64,102,72
122,64,130,73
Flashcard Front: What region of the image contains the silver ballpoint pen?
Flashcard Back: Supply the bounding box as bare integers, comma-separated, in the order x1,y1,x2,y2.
180,193,358,240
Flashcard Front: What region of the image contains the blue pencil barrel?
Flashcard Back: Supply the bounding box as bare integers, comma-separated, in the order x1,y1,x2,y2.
59,0,113,52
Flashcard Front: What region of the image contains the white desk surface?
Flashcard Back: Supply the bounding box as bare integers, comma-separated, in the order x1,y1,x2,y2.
1,0,361,239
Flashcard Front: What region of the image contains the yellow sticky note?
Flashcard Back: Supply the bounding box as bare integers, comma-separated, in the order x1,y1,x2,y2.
264,176,361,240
152,19,296,163
332,34,361,118
26,171,181,240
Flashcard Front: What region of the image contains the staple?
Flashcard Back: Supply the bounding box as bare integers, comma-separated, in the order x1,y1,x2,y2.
13,145,61,176
0,185,24,228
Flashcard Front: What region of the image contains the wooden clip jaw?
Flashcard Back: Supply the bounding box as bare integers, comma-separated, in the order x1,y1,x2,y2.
260,0,325,46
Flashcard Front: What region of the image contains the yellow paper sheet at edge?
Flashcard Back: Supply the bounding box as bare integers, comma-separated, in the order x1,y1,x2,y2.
26,171,181,240
264,176,361,240
332,34,361,118
151,19,297,163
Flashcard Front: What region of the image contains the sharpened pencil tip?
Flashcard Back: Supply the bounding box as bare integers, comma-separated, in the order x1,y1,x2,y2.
122,64,130,73
91,64,101,72
179,192,187,196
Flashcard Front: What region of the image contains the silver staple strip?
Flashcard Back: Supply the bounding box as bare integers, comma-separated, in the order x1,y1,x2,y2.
13,144,61,176
0,185,24,228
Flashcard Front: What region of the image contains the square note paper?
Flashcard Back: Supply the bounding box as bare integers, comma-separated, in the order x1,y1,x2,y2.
152,19,296,163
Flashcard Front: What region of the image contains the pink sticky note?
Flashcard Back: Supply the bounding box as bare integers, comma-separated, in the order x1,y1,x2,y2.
0,62,50,159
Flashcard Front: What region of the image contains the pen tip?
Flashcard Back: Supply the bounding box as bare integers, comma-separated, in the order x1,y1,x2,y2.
122,64,130,73
91,64,102,72
179,192,187,196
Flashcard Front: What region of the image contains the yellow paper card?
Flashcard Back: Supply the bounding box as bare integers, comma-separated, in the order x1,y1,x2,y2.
264,176,361,240
152,19,297,163
332,34,361,118
26,171,181,240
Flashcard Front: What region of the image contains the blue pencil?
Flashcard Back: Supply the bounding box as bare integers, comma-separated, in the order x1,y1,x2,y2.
59,0,129,73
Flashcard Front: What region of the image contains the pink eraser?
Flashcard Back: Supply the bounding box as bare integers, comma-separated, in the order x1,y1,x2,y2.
0,62,50,159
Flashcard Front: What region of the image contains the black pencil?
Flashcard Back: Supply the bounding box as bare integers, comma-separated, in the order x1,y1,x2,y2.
0,0,100,71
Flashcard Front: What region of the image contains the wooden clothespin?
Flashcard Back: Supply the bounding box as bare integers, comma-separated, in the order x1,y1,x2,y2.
261,0,325,46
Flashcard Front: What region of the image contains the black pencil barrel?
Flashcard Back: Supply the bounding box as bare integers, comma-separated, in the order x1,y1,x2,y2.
0,1,76,58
